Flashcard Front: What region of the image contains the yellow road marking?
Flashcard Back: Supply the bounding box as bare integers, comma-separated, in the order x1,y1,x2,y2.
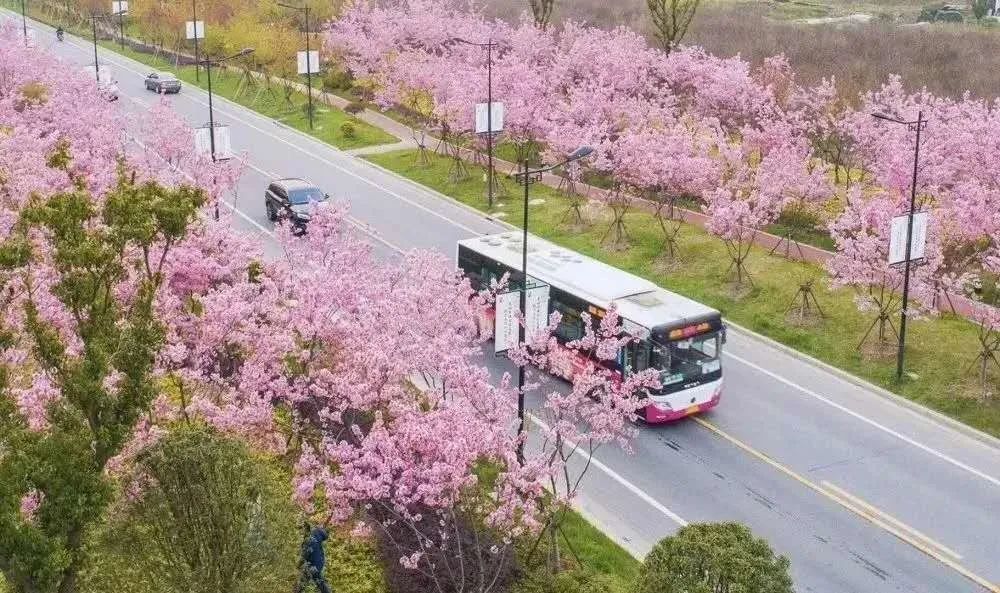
820,481,963,561
692,417,999,593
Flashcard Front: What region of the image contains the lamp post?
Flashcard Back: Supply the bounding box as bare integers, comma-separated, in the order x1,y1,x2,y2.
91,11,127,83
191,0,200,82
199,47,254,218
278,2,314,130
512,145,594,461
452,37,498,208
872,111,928,382
20,0,27,45
117,7,125,50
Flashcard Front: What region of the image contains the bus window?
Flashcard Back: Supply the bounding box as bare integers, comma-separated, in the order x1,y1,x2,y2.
624,341,650,375
553,300,584,342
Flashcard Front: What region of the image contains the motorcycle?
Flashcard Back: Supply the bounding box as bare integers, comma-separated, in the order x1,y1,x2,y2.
55,29,64,42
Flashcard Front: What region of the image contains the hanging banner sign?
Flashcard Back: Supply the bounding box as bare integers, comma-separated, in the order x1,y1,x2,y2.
495,290,519,354
525,284,550,338
475,102,505,134
297,50,320,74
185,20,205,40
888,211,929,265
194,124,232,160
111,0,127,13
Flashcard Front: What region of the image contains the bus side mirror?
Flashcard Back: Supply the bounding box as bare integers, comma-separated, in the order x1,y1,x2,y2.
721,326,728,345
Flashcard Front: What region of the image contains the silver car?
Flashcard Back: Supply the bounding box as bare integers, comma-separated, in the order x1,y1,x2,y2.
144,71,181,94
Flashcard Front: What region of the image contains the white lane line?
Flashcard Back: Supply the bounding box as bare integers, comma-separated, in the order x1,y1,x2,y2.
529,414,688,528
727,351,1000,489
52,31,487,237
30,13,1000,491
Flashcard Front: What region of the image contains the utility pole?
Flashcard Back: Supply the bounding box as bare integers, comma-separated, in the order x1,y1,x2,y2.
192,0,200,82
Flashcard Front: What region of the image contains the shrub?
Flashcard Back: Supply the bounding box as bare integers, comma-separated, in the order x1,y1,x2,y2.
88,426,300,593
340,121,357,139
344,101,367,115
636,523,793,593
322,68,354,92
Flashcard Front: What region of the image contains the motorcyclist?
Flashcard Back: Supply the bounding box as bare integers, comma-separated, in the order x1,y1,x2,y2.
55,27,64,41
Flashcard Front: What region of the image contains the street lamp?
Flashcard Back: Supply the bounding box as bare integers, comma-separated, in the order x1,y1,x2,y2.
20,0,27,45
512,145,594,461
277,2,315,130
199,47,254,218
91,10,127,84
451,37,499,208
872,110,928,382
191,0,201,82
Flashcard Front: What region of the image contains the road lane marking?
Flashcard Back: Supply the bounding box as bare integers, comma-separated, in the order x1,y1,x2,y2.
693,417,999,593
725,352,1000,489
819,481,963,561
528,414,689,528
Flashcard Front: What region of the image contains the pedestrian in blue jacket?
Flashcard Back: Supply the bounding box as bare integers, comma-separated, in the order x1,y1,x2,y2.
295,523,331,593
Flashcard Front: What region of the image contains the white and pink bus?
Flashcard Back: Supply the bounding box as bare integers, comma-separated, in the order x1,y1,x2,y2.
457,232,725,423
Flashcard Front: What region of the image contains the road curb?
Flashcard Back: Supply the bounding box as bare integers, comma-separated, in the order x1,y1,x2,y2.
358,154,1000,453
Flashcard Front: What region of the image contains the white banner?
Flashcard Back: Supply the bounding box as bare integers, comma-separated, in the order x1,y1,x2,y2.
185,20,204,40
111,0,127,13
525,284,550,338
194,125,232,160
888,211,929,265
475,102,504,134
495,290,519,354
297,50,320,74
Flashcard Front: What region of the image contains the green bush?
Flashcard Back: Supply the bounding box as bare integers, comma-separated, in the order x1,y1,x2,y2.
344,101,367,115
636,523,793,593
81,426,300,593
321,68,354,92
340,122,357,140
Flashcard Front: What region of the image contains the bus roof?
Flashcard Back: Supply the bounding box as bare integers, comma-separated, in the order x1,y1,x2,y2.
458,232,720,330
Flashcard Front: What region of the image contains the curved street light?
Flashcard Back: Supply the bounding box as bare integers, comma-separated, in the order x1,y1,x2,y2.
512,146,594,461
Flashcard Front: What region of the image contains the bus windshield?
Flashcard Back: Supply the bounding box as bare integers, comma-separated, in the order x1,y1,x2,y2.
649,332,721,387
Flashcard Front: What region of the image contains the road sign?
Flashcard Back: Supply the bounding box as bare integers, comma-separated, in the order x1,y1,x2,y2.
475,102,504,134
888,211,929,265
185,20,205,40
495,290,519,354
111,1,127,13
297,50,320,74
194,124,232,160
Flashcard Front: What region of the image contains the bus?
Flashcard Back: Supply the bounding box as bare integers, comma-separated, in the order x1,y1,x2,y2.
457,232,725,423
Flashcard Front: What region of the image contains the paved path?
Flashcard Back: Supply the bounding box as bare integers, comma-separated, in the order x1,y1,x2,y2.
20,18,1000,593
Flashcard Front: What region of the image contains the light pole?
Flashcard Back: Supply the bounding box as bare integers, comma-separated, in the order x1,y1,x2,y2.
200,47,254,217
20,0,27,45
872,111,928,382
512,146,594,461
452,37,498,208
91,11,127,83
278,2,314,130
117,8,125,50
191,0,200,82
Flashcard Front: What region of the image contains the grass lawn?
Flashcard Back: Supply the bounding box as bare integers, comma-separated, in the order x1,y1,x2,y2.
365,148,1000,438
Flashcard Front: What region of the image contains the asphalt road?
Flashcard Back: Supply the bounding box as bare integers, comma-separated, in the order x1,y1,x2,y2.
18,19,1000,593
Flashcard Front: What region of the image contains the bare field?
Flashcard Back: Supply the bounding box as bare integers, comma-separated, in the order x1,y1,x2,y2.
485,0,1000,100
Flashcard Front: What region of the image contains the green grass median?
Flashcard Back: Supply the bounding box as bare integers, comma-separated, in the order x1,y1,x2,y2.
364,148,1000,439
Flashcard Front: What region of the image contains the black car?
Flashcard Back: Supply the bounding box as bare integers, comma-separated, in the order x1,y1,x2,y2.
265,178,329,230
144,71,182,94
